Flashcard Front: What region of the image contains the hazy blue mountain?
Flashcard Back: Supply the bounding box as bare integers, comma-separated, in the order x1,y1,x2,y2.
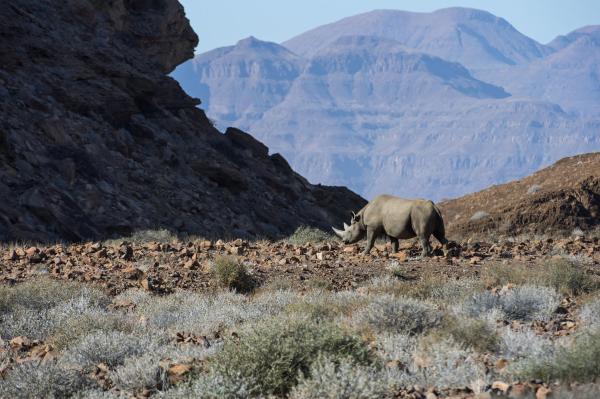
479,26,600,115
173,8,600,200
172,36,303,129
282,8,550,71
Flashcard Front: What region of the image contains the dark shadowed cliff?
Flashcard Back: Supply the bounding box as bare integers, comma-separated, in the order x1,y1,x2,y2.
0,0,366,242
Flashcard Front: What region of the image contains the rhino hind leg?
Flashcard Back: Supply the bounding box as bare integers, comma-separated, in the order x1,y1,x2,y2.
390,237,399,253
419,235,432,258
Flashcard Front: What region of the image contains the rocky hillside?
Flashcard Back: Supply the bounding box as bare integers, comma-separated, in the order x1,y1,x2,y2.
440,153,600,238
173,8,600,201
0,1,366,243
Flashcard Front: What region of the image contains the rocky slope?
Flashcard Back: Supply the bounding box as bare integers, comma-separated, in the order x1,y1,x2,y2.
173,8,600,201
440,153,600,238
0,1,366,243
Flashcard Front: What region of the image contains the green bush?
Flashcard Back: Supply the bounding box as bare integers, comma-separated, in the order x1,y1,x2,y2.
211,256,254,292
208,316,372,396
287,226,332,245
518,331,600,383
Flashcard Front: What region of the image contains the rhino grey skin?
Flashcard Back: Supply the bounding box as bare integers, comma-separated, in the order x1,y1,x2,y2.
332,194,448,257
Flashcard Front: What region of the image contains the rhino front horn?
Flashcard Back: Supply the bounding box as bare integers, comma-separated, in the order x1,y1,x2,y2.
332,226,345,238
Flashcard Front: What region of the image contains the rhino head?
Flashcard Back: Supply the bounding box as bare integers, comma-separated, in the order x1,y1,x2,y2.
332,213,365,244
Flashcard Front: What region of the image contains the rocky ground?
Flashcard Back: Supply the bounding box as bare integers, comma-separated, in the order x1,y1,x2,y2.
2,232,599,295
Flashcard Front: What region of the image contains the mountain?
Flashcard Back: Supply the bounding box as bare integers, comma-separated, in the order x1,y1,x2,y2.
173,8,600,201
479,26,600,115
440,152,600,237
282,8,550,70
173,36,304,129
0,0,366,242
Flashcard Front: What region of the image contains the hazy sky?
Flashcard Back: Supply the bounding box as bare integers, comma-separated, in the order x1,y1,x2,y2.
180,0,600,53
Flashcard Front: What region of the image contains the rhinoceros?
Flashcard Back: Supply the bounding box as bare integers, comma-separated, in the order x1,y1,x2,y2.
332,194,448,257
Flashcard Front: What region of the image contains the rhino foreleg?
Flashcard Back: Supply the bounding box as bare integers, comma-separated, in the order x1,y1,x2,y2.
363,228,376,255
390,237,399,253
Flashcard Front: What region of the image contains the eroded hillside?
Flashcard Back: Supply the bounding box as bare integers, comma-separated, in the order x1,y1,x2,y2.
440,153,600,238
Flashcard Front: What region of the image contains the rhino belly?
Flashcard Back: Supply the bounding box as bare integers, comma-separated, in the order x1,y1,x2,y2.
382,215,415,239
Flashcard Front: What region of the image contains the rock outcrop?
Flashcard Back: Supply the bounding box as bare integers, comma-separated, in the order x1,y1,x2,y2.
0,0,366,242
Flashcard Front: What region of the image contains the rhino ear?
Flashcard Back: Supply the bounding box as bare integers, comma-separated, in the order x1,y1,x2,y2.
332,227,345,238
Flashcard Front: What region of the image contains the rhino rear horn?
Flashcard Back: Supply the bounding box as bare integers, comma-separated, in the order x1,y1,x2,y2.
343,222,350,230
332,226,345,238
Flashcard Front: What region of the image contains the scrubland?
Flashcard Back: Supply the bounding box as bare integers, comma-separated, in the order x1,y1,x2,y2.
1,241,600,398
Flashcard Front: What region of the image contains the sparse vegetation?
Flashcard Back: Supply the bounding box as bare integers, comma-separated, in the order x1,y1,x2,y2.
287,226,332,245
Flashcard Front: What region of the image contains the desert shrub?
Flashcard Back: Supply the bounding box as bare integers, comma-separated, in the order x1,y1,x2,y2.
211,255,254,292
500,285,560,321
365,272,482,304
481,264,531,287
517,331,600,383
208,316,372,396
460,285,560,322
499,328,555,362
0,278,108,313
305,276,332,291
129,229,177,243
440,317,499,352
470,211,489,221
0,360,92,398
550,385,600,399
64,331,162,370
287,226,332,245
110,354,169,393
527,184,542,194
0,307,55,340
259,276,295,292
580,296,600,330
129,289,292,338
375,333,416,365
285,301,343,322
355,295,442,335
409,337,488,390
72,390,128,399
290,355,396,399
541,258,599,295
158,372,251,399
49,310,135,350
427,277,485,303
482,260,599,296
